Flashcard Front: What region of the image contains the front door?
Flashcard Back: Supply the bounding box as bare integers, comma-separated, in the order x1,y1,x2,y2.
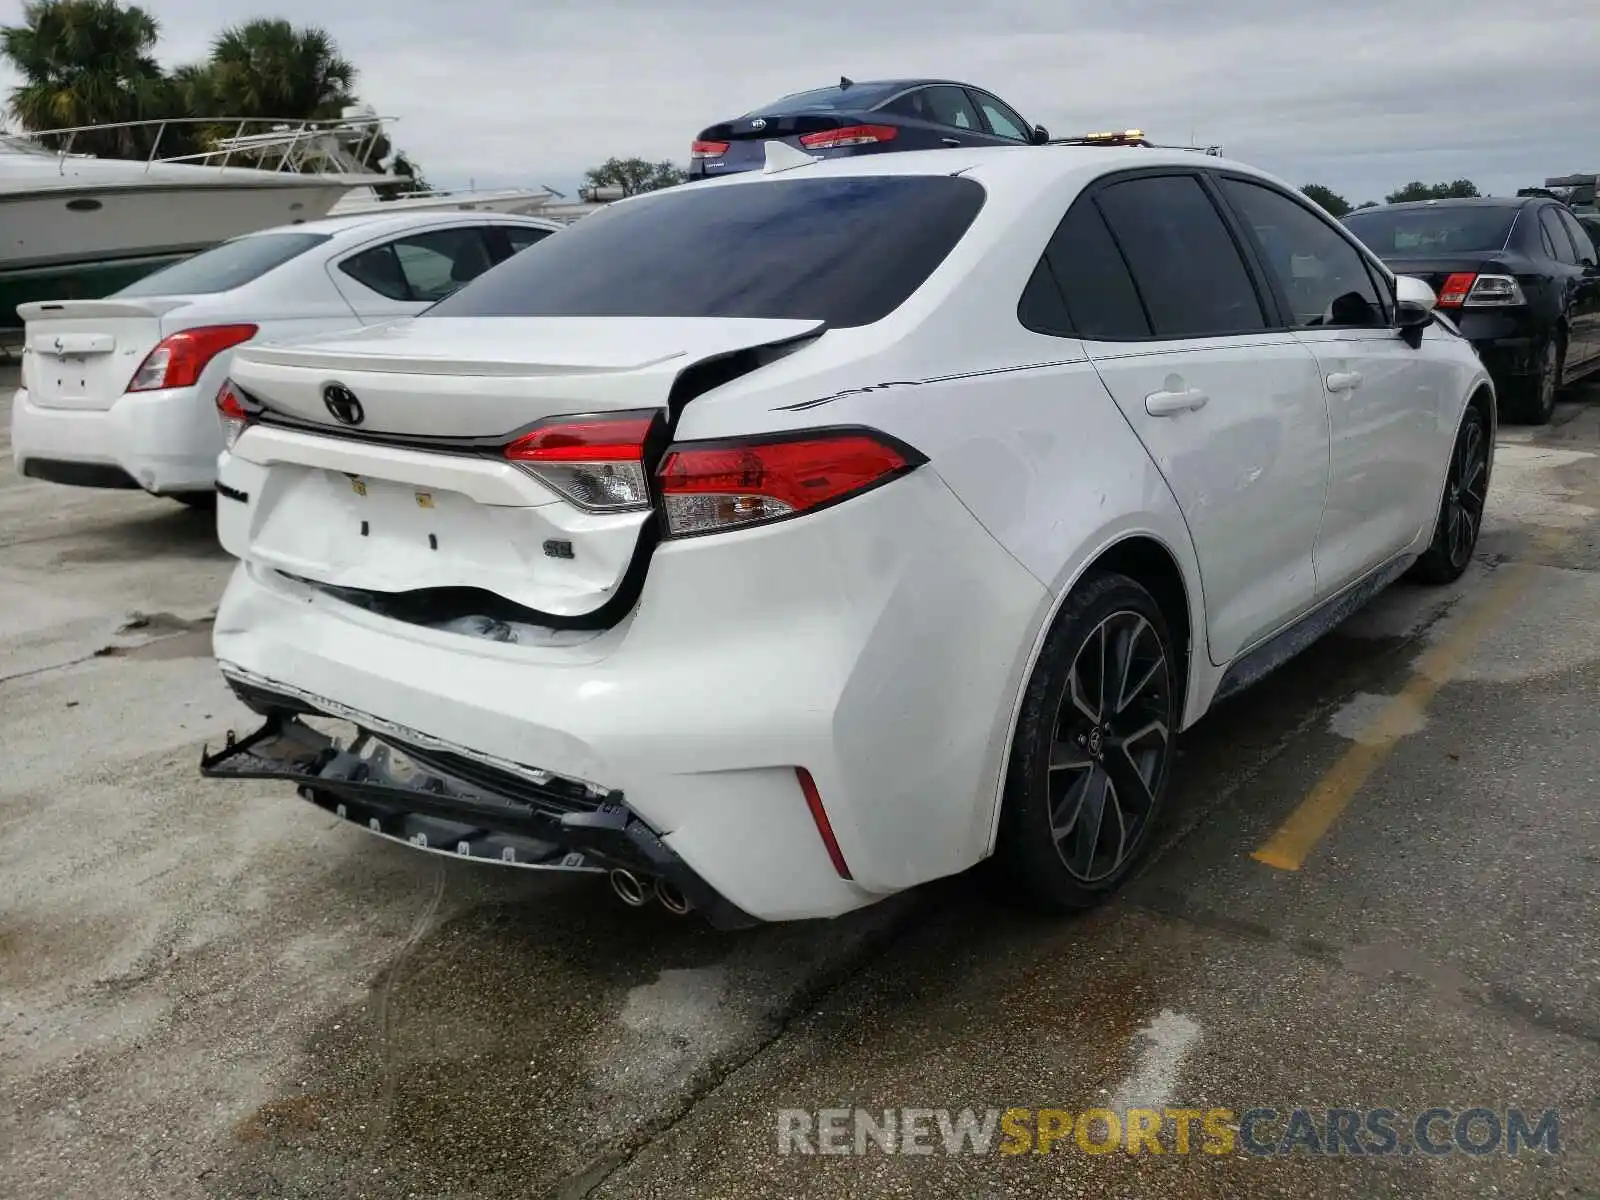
1214,175,1444,595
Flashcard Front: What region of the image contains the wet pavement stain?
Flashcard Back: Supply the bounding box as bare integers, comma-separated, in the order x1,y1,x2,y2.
203,879,914,1200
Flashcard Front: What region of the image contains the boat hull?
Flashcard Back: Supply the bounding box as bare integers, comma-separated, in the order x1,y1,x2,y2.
1,179,356,328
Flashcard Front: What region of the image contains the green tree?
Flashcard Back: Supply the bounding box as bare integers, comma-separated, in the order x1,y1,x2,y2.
1301,184,1352,218
1385,179,1480,204
197,18,355,121
584,156,685,197
1,0,168,157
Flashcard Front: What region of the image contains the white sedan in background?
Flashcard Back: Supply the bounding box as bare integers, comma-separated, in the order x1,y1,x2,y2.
9,210,561,506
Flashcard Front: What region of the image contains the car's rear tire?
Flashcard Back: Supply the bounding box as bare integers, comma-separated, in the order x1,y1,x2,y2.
993,570,1179,912
1409,402,1489,586
1500,335,1561,425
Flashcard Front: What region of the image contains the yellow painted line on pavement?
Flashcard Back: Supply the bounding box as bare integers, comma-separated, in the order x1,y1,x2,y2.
1251,522,1572,872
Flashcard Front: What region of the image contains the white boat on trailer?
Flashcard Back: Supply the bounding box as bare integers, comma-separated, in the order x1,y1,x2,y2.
0,107,394,327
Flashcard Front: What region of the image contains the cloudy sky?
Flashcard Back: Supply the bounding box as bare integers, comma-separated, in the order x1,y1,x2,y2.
2,0,1596,203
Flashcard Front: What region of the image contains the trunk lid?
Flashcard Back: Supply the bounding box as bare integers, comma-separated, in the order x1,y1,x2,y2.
695,113,851,175
220,315,823,622
19,298,188,411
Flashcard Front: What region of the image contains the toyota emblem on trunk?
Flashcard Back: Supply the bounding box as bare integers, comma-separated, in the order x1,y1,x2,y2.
323,383,364,426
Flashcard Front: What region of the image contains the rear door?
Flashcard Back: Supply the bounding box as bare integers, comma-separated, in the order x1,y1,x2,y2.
1056,170,1330,665
1553,207,1600,367
329,225,499,321
1214,175,1444,594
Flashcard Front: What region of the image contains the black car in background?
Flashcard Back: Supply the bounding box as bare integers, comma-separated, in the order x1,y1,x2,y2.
688,77,1049,179
1344,197,1600,423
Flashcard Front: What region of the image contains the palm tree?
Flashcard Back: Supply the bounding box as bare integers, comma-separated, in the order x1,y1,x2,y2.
201,19,356,122
1,0,168,157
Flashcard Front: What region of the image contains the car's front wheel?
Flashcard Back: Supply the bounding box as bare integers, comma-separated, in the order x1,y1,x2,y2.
1409,402,1489,585
994,570,1179,911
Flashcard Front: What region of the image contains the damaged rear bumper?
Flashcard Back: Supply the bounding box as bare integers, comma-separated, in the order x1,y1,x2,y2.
199,684,759,930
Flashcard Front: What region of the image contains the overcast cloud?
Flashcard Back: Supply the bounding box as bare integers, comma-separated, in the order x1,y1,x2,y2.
2,0,1595,202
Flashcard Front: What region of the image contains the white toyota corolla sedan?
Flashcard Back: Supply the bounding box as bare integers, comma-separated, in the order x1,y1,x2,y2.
201,143,1493,928
9,210,560,506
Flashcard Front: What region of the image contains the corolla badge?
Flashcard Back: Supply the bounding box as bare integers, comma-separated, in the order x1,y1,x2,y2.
323,383,364,426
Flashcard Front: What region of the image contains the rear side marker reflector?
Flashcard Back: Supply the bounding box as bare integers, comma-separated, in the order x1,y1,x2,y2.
656,427,923,537
798,124,898,150
504,411,659,512
128,324,257,392
796,768,852,880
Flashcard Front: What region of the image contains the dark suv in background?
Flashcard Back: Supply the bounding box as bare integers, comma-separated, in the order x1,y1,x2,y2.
1344,197,1600,423
688,77,1048,179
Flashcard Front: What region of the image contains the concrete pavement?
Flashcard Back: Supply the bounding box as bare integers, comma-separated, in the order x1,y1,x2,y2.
3,363,1597,1199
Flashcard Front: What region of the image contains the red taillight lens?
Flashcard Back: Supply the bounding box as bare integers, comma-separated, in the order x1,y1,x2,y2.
797,768,852,880
504,411,658,511
127,324,258,392
655,428,921,537
1436,272,1478,308
690,139,729,158
215,377,257,449
798,124,899,150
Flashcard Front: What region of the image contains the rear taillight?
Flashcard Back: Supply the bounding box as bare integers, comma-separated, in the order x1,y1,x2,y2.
1436,272,1526,308
655,427,923,538
690,139,729,159
127,324,258,392
214,377,258,449
1462,273,1525,307
504,411,658,512
798,124,898,150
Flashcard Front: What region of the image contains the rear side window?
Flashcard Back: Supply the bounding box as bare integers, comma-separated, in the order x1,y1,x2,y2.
1095,175,1267,337
504,225,554,254
115,232,329,297
1540,209,1578,265
426,176,986,328
1556,208,1597,264
1018,199,1150,339
340,228,495,303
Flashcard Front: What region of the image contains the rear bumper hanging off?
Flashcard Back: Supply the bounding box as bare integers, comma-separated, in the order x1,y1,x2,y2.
199,709,759,930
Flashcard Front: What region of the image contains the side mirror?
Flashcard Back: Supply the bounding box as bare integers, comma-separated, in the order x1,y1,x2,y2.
1394,274,1436,348
1031,125,1050,145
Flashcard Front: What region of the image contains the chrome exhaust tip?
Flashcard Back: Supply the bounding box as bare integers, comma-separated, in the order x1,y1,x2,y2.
655,877,693,915
609,868,650,907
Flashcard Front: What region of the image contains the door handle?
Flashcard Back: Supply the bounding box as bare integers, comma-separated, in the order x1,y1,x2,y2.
1326,371,1363,392
940,137,961,146
1144,387,1210,416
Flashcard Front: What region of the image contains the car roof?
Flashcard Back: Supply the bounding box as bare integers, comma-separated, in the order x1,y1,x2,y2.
1354,197,1531,214
237,208,562,243
662,142,1281,200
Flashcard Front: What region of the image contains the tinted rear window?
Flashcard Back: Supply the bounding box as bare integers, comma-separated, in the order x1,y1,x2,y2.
426,176,986,328
115,231,330,297
1342,206,1518,256
750,84,900,113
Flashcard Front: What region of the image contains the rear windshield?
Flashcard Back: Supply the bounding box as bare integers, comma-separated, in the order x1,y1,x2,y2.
750,83,901,113
1342,206,1518,256
425,176,986,329
115,231,331,297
